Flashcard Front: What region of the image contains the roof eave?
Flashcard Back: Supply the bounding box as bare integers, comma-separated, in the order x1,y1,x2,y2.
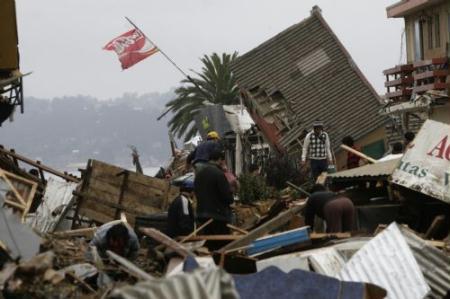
386,0,445,18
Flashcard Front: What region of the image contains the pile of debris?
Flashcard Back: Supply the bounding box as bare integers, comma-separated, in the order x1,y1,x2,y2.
0,119,449,299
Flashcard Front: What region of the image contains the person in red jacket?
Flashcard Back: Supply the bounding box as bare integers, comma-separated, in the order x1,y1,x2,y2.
342,136,361,169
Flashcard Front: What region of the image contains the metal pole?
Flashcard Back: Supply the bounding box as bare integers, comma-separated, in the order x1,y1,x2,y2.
125,17,189,78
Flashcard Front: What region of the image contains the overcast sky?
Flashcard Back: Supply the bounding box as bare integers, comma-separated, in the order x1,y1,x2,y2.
16,0,404,100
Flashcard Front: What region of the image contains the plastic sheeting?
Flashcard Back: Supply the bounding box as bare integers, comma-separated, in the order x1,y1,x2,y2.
110,268,239,299
28,177,78,233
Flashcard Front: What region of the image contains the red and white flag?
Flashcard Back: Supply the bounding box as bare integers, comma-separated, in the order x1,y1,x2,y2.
103,29,159,69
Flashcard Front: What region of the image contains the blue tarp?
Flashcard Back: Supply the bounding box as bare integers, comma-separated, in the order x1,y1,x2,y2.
233,266,366,299
247,227,309,255
182,257,373,299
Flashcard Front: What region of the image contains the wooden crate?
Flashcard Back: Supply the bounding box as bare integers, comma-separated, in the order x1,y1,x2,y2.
76,159,179,226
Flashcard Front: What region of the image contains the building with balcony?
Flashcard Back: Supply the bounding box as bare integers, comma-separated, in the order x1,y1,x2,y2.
0,0,26,126
383,0,450,142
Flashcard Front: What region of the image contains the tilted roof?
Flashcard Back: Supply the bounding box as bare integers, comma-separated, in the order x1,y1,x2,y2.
231,7,386,154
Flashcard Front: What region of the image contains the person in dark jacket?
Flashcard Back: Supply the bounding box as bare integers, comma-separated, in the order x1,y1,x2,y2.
304,184,355,233
194,149,234,235
186,131,223,173
89,222,139,260
167,180,195,238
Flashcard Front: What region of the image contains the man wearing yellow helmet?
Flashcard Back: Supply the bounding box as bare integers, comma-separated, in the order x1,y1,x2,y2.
186,131,223,173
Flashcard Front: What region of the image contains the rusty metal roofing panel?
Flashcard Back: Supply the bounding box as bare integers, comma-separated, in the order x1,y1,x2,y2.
399,226,450,298
328,158,400,180
337,222,431,299
232,10,386,154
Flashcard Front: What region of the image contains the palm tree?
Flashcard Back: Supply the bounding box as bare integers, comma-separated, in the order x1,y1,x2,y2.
165,52,239,141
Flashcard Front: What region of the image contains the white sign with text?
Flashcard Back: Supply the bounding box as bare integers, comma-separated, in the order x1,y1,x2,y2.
392,119,450,203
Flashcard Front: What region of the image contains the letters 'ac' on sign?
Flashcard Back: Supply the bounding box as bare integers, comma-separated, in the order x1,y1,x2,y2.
391,120,450,204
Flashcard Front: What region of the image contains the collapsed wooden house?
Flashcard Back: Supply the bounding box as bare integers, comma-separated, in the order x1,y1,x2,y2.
231,6,388,169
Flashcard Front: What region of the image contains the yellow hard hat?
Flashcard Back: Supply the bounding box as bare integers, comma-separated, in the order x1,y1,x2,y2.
207,131,220,140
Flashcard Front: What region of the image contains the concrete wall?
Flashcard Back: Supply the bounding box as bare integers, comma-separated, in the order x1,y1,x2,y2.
405,2,450,63
334,126,386,171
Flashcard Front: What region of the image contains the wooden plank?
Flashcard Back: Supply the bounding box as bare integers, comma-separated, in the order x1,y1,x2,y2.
425,215,446,239
286,181,311,197
0,145,80,182
77,160,179,225
219,203,307,253
310,232,351,239
106,250,154,280
74,191,146,219
180,218,213,243
227,224,249,235
140,228,194,258
178,235,241,242
52,227,97,239
340,144,378,164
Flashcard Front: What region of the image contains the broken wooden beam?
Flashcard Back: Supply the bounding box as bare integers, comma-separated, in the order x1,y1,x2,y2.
425,215,446,239
52,227,97,239
219,203,307,253
286,181,311,197
106,250,154,281
310,232,351,239
340,144,378,164
227,224,249,235
0,145,80,182
179,218,213,243
140,228,194,258
177,235,241,242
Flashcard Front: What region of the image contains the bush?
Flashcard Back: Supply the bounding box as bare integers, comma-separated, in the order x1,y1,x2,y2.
238,173,270,204
264,154,305,189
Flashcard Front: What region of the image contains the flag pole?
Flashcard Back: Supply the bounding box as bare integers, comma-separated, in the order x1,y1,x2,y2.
125,17,190,79
125,16,210,121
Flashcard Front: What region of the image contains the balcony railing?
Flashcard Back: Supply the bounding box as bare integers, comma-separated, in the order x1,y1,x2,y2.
383,57,449,103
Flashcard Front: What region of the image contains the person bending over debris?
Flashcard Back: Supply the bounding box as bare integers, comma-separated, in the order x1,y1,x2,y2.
186,131,223,174
194,149,234,235
301,120,333,181
167,180,195,238
304,184,355,233
89,222,140,260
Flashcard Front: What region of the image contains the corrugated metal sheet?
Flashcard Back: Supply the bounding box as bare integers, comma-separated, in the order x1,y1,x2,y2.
111,268,239,299
231,9,387,154
27,177,78,233
328,158,400,180
337,222,431,299
400,226,450,298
